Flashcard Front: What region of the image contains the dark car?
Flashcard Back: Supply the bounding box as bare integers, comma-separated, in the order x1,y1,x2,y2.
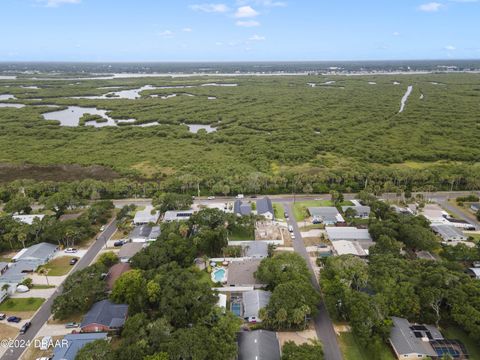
69,258,78,265
19,321,31,334
7,316,21,323
114,240,125,247
284,212,289,219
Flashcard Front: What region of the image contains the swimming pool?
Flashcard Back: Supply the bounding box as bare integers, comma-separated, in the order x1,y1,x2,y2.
231,303,241,317
211,267,227,283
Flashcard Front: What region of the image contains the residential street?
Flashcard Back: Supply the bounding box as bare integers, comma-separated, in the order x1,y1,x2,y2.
0,220,117,360
284,203,343,360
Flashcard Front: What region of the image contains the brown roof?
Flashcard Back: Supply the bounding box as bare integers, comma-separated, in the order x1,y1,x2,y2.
106,263,131,290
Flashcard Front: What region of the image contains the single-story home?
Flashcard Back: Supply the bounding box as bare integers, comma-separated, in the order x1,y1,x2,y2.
118,243,145,263
239,241,269,259
105,263,132,291
256,197,274,220
308,207,345,225
331,240,368,257
133,206,160,225
242,290,271,323
470,203,480,212
127,225,161,243
52,332,108,360
421,204,449,224
234,200,252,217
80,300,128,333
12,242,58,264
163,210,194,222
226,259,265,288
467,267,480,279
341,205,371,219
326,227,373,249
445,218,476,231
389,317,442,359
237,330,280,360
430,224,467,243
12,214,45,225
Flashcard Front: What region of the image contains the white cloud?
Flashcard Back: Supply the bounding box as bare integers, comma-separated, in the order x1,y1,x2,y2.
236,20,260,27
159,30,174,38
393,31,400,36
36,0,80,7
249,34,266,41
235,5,259,18
182,27,193,32
448,0,477,2
418,2,444,11
237,0,286,7
444,45,456,50
190,3,229,13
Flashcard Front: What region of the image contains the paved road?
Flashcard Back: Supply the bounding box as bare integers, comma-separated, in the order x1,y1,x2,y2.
1,220,117,360
284,203,343,360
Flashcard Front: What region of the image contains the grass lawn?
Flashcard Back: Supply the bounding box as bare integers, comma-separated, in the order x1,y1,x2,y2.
228,227,254,241
273,203,285,221
0,297,45,312
31,284,56,289
442,325,480,360
338,332,395,360
466,233,480,243
293,200,353,221
39,256,77,276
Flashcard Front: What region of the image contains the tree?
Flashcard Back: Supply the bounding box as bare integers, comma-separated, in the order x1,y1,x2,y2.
4,195,32,214
282,341,324,360
97,251,118,267
153,193,193,213
255,253,311,289
476,210,480,221
111,269,147,314
75,339,115,360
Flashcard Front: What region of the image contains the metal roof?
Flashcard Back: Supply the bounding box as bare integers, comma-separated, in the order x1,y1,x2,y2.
341,205,371,216
241,241,269,258
326,227,372,242
129,225,161,241
430,225,466,241
243,290,271,319
331,240,367,257
53,332,108,360
237,330,280,360
389,317,438,357
256,197,274,217
12,214,45,225
163,210,194,222
308,207,345,223
234,200,252,216
12,242,57,262
81,300,128,329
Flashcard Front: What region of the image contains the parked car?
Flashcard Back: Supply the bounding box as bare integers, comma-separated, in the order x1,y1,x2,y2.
291,233,296,239
100,225,106,231
64,248,78,253
284,212,289,219
114,240,125,247
236,194,244,199
312,219,322,225
69,258,78,265
207,196,216,200
288,225,294,233
7,316,21,323
65,322,80,329
250,195,257,198
19,321,31,334
0,313,6,320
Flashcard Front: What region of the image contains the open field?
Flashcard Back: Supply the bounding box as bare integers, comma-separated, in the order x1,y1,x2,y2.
0,74,479,194
0,298,45,312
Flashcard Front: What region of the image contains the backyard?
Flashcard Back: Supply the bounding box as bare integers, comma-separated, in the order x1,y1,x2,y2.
273,203,285,221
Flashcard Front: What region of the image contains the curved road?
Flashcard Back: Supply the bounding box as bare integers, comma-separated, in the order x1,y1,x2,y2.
1,220,117,360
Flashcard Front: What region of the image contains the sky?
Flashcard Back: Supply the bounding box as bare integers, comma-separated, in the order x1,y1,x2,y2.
0,0,479,61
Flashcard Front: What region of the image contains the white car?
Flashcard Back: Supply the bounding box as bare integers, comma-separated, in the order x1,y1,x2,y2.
207,196,216,200
236,194,244,199
288,225,294,233
100,225,106,231
64,248,78,253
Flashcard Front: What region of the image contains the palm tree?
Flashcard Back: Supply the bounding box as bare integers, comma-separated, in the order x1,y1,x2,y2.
38,268,50,286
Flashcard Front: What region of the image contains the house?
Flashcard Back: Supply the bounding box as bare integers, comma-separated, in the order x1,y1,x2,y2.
445,218,476,230
12,242,58,264
239,241,269,258
242,290,271,323
421,204,449,224
237,330,280,360
52,332,108,360
133,206,160,225
467,268,480,279
308,207,345,225
471,203,480,212
163,210,194,222
341,205,371,219
226,259,265,288
256,197,274,220
430,224,467,243
389,317,468,360
80,300,128,333
326,227,373,249
118,243,145,263
12,214,45,225
105,263,131,291
389,317,441,359
234,200,252,217
127,225,161,243
331,240,368,257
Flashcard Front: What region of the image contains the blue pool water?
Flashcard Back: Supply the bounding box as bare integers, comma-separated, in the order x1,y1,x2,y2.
231,303,241,317
213,268,226,282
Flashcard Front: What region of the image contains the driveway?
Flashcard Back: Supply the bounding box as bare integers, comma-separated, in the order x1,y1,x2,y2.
10,289,55,299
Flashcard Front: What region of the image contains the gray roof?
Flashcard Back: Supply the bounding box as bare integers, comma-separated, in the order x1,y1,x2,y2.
52,332,107,360
256,197,274,217
242,241,269,258
243,290,271,319
308,207,344,223
430,225,467,241
389,317,439,357
129,225,161,241
471,203,480,211
81,300,128,329
118,243,144,259
341,205,371,216
0,262,32,284
325,227,372,242
226,259,263,287
163,210,194,222
234,200,252,216
237,330,280,360
14,242,57,262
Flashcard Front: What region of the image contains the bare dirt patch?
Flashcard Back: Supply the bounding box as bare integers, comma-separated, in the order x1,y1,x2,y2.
0,163,120,182
277,323,318,347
